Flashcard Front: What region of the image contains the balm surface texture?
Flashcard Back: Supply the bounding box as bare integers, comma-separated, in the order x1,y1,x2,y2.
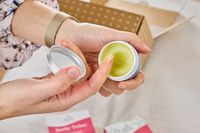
100,42,134,77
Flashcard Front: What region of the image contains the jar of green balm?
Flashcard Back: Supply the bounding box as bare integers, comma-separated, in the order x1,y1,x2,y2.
98,41,141,81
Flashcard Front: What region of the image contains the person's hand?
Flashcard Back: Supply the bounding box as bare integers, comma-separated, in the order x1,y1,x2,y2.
58,22,150,96
85,52,144,97
0,40,113,120
0,54,113,120
58,40,91,82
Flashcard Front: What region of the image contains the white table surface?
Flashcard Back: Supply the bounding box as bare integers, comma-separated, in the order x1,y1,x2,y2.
1,0,200,133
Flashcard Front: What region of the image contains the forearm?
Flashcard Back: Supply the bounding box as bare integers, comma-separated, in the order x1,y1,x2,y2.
12,0,78,45
0,105,9,120
0,84,11,120
0,81,31,120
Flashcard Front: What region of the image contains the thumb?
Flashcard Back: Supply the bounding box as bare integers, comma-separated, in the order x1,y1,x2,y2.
118,31,151,53
42,67,81,97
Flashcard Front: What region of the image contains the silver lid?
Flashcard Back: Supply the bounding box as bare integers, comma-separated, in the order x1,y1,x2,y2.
46,45,86,79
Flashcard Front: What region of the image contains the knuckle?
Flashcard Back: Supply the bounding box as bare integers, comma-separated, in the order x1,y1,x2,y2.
99,87,112,97
114,89,124,95
126,87,136,91
86,82,98,96
108,86,124,95
53,79,65,88
100,92,111,97
125,82,138,91
51,78,72,90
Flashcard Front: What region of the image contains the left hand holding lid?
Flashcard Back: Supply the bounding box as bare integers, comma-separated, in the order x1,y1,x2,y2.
0,42,113,119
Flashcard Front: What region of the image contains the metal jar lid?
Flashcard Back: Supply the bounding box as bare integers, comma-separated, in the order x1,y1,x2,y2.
46,45,86,79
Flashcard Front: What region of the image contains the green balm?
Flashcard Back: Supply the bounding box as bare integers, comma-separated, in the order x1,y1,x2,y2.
98,41,141,81
100,43,134,77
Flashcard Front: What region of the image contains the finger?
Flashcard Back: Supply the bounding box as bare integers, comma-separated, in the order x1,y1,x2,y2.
60,40,87,64
66,55,113,105
31,55,113,113
118,31,151,53
99,87,112,97
93,64,125,95
103,79,125,95
38,66,81,98
118,72,144,91
60,40,91,81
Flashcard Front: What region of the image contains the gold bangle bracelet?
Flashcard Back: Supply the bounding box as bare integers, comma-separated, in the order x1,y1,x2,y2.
45,12,79,48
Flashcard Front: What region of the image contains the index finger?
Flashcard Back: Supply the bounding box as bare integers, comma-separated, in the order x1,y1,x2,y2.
68,55,113,104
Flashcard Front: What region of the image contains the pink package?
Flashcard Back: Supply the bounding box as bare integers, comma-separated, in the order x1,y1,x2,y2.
46,110,96,133
104,116,152,133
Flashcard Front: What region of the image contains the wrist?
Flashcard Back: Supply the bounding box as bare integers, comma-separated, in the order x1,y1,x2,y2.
0,84,18,120
55,19,79,45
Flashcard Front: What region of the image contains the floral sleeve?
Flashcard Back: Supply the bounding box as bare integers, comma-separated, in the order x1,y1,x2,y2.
0,0,59,69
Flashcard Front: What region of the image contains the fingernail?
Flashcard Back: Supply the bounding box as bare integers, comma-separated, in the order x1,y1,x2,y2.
101,55,114,73
104,55,114,63
143,43,151,52
67,67,81,80
118,83,127,89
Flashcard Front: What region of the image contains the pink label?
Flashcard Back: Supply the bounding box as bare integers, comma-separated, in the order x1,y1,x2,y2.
104,116,153,133
104,125,152,133
135,125,152,133
48,118,95,133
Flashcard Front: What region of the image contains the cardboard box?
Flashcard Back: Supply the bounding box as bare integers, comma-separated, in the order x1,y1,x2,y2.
91,0,107,5
58,0,178,66
91,0,178,28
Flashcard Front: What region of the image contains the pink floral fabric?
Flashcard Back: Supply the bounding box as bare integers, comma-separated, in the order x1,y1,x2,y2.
0,0,59,69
